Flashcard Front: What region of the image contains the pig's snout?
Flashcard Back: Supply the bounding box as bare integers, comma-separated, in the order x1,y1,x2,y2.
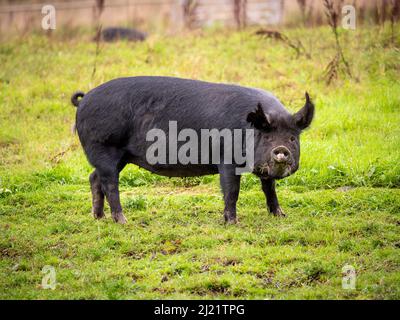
271,146,291,164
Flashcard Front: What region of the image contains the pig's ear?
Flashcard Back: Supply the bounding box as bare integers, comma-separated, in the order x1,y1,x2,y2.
247,103,271,131
294,92,314,130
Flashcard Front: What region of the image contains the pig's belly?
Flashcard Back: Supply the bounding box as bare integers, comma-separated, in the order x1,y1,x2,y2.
129,158,219,177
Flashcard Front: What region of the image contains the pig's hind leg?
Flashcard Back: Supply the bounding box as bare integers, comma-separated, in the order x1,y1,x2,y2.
89,169,105,219
88,144,128,224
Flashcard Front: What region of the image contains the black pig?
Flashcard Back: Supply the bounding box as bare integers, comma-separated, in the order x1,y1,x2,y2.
71,76,314,224
99,27,147,42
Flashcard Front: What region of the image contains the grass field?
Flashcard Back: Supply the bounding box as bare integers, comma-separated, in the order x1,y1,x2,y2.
0,25,399,299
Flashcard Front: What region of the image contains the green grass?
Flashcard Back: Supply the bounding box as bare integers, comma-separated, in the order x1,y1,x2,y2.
0,25,399,299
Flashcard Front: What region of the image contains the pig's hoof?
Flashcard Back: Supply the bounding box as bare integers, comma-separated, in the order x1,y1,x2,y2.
92,210,105,219
272,207,286,217
224,213,237,224
112,212,127,224
226,218,237,225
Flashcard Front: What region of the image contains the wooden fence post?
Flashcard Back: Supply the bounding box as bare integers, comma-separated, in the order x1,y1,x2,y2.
234,0,247,29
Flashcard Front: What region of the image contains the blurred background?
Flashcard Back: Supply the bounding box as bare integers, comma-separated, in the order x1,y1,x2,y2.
0,0,398,37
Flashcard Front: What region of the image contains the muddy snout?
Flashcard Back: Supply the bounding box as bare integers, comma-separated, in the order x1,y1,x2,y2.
254,146,294,178
261,146,294,179
271,146,292,164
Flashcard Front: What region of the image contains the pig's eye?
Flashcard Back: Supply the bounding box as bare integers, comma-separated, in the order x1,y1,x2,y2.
265,135,273,141
289,136,296,142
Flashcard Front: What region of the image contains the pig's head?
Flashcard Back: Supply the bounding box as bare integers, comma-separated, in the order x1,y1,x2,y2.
247,92,314,179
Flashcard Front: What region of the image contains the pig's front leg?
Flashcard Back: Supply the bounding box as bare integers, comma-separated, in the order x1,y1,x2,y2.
219,166,241,224
260,178,286,217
